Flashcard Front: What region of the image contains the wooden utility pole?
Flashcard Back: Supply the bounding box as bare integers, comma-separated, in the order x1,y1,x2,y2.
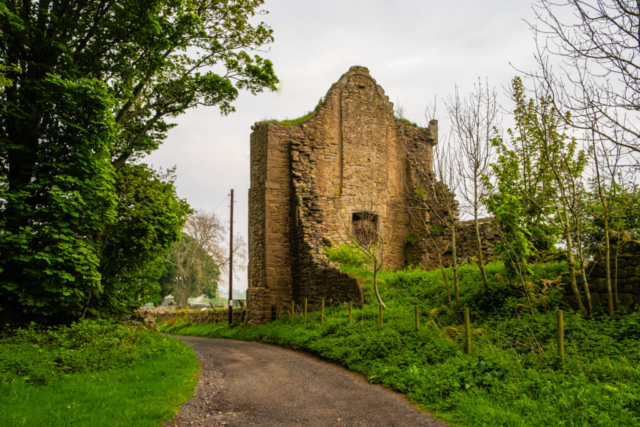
228,189,234,325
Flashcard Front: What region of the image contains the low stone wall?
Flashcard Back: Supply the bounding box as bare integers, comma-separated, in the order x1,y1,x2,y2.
456,218,500,263
147,308,246,325
563,239,640,308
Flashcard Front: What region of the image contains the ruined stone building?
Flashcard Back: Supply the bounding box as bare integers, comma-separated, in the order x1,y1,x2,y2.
247,66,497,323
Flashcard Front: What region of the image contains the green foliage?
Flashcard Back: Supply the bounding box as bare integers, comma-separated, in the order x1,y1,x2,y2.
95,164,191,317
406,234,420,244
0,76,117,324
396,117,419,127
323,242,368,267
277,111,314,126
0,320,198,426
0,0,277,324
488,77,559,258
161,262,640,426
485,189,535,280
168,232,221,306
583,182,640,254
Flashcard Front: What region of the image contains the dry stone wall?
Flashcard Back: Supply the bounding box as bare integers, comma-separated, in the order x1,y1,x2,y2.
563,239,640,308
152,308,246,325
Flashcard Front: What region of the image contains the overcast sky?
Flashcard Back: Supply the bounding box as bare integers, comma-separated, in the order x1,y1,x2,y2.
146,0,543,293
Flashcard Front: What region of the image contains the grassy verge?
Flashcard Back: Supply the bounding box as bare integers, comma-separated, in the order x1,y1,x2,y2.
0,320,198,427
160,262,640,426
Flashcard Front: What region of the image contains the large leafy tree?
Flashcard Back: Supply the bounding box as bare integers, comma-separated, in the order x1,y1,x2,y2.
92,164,191,318
0,0,277,324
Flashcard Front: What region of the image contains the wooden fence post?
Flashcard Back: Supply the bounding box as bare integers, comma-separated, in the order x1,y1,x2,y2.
557,310,564,359
379,304,383,327
349,302,353,324
415,306,419,331
290,300,295,320
304,298,308,325
464,308,471,355
321,298,325,326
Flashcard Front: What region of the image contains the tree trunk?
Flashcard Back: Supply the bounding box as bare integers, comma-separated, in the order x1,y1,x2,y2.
614,238,620,310
564,208,585,313
373,260,386,308
429,234,453,309
474,212,489,290
451,226,460,310
604,218,614,318
576,234,593,319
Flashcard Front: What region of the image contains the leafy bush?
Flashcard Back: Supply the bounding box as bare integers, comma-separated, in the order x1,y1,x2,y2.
323,242,367,267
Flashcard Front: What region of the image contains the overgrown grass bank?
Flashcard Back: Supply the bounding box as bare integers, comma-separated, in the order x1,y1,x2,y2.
161,263,640,426
0,320,198,427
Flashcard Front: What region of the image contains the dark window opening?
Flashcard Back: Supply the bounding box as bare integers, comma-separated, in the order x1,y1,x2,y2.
352,212,379,245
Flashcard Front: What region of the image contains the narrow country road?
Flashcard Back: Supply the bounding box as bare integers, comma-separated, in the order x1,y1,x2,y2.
167,336,447,427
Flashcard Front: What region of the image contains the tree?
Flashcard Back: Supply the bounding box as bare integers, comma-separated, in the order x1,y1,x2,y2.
426,137,462,310
168,210,245,308
0,1,277,324
492,78,559,257
531,0,640,155
339,195,388,308
526,84,590,315
588,133,626,317
92,164,191,317
0,76,117,324
168,233,220,308
486,77,562,317
446,79,499,289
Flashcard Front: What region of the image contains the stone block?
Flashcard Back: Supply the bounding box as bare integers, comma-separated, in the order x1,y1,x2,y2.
627,276,640,285
619,293,634,308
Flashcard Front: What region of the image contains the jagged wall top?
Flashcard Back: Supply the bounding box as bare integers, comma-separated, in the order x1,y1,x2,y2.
251,65,438,145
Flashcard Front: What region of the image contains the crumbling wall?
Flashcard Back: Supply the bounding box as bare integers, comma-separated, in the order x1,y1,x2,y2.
248,66,500,323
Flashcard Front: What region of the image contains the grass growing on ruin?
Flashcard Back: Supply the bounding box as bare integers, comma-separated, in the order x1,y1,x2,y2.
160,262,640,426
0,320,198,427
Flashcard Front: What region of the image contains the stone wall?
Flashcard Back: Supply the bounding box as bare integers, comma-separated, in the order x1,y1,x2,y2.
248,66,500,323
563,239,640,308
456,218,500,264
152,308,246,325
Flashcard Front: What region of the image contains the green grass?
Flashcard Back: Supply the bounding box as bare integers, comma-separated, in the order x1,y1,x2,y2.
0,321,198,427
160,262,640,426
396,117,419,127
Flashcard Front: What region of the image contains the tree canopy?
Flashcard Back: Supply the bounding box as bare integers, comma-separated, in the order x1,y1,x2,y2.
0,0,277,324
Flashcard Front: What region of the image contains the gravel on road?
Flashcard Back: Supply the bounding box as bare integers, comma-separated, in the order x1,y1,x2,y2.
166,336,447,427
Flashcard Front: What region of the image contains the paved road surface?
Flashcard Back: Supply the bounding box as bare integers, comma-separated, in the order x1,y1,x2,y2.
167,336,447,427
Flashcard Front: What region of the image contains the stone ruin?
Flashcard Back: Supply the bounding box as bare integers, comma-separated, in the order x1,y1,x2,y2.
247,66,498,323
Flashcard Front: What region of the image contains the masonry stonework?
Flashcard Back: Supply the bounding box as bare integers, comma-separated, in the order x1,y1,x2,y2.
563,237,640,309
248,66,497,323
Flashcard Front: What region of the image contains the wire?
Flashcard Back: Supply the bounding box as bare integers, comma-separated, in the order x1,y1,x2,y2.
212,194,229,212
